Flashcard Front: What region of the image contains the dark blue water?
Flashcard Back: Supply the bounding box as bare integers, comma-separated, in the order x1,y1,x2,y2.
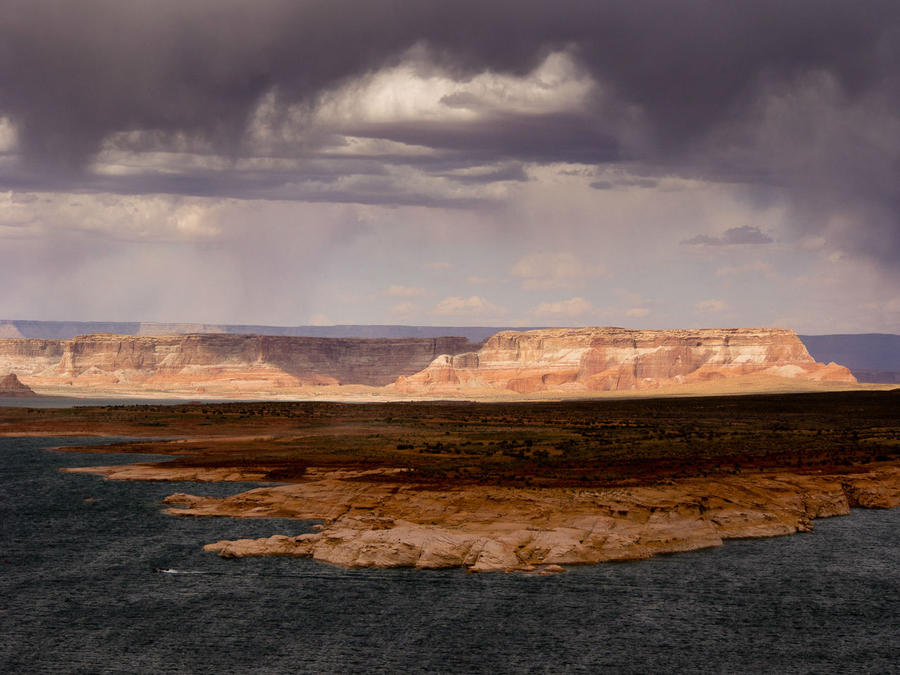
2,437,899,674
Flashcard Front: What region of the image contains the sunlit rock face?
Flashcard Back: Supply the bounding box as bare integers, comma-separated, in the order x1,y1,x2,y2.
393,328,856,394
162,464,900,572
0,328,855,397
0,339,66,381
0,334,479,394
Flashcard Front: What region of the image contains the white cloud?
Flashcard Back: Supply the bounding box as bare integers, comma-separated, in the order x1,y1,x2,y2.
0,117,18,153
389,302,418,317
386,284,428,297
510,251,607,290
432,295,504,317
234,50,600,212
0,192,224,242
863,297,900,314
308,314,332,326
800,235,827,251
625,307,649,317
467,275,502,285
531,296,593,318
695,299,727,313
311,49,595,128
424,261,453,271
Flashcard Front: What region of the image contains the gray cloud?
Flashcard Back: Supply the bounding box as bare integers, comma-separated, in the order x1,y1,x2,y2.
590,177,657,191
0,0,898,264
682,226,774,246
437,163,529,185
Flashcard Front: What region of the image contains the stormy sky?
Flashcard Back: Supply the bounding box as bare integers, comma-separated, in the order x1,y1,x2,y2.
1,0,898,332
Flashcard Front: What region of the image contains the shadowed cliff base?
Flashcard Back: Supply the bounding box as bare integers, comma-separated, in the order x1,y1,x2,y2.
9,389,898,572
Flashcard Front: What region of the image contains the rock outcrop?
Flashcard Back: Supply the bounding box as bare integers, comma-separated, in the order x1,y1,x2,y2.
74,461,900,572
0,372,38,397
394,327,855,394
0,333,478,395
193,465,900,571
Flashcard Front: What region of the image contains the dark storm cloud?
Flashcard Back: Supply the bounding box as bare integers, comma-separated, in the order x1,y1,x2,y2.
1,0,899,261
3,0,896,164
340,113,627,164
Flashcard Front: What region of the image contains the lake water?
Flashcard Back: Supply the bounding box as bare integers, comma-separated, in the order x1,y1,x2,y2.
1,436,899,674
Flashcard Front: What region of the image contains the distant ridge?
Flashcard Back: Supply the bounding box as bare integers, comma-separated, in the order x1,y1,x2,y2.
800,334,900,384
0,320,528,343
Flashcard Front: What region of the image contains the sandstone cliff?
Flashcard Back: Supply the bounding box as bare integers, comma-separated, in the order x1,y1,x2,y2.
393,327,855,394
0,334,479,394
0,373,38,397
0,327,856,397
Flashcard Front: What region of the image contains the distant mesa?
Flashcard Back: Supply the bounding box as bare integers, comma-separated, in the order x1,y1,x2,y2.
0,322,25,338
0,327,858,398
0,333,480,396
394,327,856,395
0,372,39,397
1,320,894,384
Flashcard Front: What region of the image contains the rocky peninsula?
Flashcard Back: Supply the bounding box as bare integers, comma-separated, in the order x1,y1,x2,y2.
68,460,900,573
31,391,897,574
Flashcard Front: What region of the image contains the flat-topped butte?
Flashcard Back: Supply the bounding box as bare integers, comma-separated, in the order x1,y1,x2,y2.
0,327,854,398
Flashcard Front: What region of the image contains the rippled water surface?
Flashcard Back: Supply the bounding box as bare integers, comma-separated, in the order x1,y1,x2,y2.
2,436,899,674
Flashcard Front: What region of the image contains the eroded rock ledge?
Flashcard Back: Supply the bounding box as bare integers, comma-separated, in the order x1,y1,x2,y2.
74,463,900,572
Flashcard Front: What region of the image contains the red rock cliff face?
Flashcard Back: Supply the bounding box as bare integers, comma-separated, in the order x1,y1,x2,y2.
393,328,856,394
0,334,480,393
0,329,856,396
0,339,67,380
